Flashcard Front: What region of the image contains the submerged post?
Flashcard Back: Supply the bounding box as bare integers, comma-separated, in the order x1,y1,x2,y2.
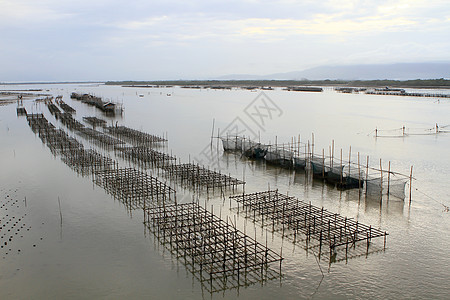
387,161,391,198
348,146,351,180
380,159,383,200
210,118,215,149
322,149,325,178
409,166,413,205
340,149,343,183
332,139,334,168
358,152,361,189
366,155,369,194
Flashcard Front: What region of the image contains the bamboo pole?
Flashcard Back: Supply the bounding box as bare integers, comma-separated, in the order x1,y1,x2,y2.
340,149,343,184
409,166,413,205
332,139,334,168
358,152,361,189
308,141,311,160
329,146,332,169
322,148,325,178
387,161,391,197
380,159,383,200
366,156,369,194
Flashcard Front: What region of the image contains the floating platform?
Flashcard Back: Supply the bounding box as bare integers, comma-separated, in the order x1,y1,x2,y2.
71,92,122,115
366,90,450,98
285,86,323,92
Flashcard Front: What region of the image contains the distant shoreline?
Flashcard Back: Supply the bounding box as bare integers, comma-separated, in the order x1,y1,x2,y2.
105,79,450,89
0,81,103,85
1,79,449,89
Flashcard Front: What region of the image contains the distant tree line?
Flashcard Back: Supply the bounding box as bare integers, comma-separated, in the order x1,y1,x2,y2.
105,78,450,88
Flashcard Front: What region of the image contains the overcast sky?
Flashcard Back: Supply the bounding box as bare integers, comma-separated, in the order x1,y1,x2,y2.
1,0,449,81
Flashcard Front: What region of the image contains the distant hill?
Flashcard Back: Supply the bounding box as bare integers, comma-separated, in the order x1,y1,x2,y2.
217,62,450,80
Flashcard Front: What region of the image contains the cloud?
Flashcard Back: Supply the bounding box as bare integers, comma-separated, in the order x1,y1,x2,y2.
113,16,170,30
103,11,445,47
0,0,74,27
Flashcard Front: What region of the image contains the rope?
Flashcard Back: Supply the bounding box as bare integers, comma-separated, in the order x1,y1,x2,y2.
373,125,447,137
377,127,404,132
366,129,376,136
414,188,449,212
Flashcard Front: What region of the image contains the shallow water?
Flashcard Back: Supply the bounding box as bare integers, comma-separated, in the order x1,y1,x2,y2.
1,84,449,299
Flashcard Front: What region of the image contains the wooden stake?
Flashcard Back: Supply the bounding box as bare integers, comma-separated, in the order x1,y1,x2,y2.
380,159,383,200
322,149,325,178
58,196,63,226
340,149,343,183
366,156,369,194
358,152,361,189
409,166,413,205
210,118,215,149
387,161,391,197
348,146,351,177
332,139,334,168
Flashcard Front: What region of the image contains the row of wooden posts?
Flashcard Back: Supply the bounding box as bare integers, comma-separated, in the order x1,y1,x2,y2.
219,133,413,203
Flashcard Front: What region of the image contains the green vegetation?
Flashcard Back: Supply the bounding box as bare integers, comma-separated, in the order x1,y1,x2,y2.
105,78,450,88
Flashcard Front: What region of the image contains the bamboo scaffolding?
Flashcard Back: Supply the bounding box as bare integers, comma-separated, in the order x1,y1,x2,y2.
162,163,245,192
76,127,125,148
144,202,282,293
115,146,176,168
94,168,175,209
26,114,115,175
58,113,85,130
55,97,76,114
105,125,166,146
83,116,107,127
230,190,389,261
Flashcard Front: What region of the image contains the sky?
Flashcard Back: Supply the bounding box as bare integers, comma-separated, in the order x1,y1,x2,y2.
0,0,449,81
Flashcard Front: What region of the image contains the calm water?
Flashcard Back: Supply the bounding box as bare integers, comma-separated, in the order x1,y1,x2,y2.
0,84,449,299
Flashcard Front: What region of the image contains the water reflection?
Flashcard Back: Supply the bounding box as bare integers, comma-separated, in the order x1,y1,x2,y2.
1,84,449,299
